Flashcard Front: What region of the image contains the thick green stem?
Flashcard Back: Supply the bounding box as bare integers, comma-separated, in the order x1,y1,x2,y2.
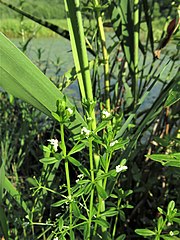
64,0,96,131
93,0,111,112
134,0,139,105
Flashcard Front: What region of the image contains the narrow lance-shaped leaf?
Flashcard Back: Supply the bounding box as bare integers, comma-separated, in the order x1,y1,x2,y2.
0,33,87,135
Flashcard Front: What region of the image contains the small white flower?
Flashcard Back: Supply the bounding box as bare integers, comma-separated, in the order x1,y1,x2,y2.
76,174,84,183
67,107,73,115
116,165,128,173
81,127,91,138
47,139,58,152
77,174,84,179
102,109,111,118
53,237,58,240
110,140,118,147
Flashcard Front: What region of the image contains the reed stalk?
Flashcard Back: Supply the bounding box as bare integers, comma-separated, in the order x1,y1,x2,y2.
134,0,139,105
93,0,111,112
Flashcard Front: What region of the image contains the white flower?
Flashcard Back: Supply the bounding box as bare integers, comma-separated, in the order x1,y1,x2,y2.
110,140,118,147
102,109,111,118
77,174,84,179
67,107,73,115
116,165,128,173
53,237,58,240
76,174,84,183
47,139,58,152
81,127,91,138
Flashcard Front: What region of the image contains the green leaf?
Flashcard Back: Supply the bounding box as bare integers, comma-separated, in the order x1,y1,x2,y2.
135,229,156,236
161,236,179,240
39,157,59,165
42,145,51,153
93,218,109,228
167,201,175,216
51,199,67,207
68,143,85,156
95,121,109,133
173,217,180,224
68,156,81,167
113,139,129,151
101,208,118,217
116,234,126,240
72,201,81,217
95,183,108,199
84,183,93,195
165,80,180,107
0,206,8,240
0,33,87,135
157,216,164,232
4,177,30,214
79,165,90,177
58,217,64,231
26,177,38,187
147,153,180,168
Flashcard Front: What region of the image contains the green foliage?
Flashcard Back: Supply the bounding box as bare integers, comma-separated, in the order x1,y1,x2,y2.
135,201,180,239
0,0,180,239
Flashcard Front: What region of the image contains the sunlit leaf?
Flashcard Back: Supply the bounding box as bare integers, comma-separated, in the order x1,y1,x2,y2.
0,33,87,136
135,229,156,236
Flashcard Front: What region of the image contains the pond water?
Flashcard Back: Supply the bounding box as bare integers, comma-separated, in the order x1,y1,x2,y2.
10,36,180,110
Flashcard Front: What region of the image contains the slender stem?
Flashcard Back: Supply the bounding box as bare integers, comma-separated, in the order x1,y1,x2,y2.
134,0,139,106
88,138,94,239
93,152,111,234
60,124,73,238
93,0,111,112
112,198,121,239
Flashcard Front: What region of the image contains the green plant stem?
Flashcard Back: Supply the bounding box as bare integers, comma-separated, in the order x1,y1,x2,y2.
60,123,73,238
93,0,110,112
64,0,96,131
134,0,139,105
112,197,121,239
93,152,111,234
88,138,94,239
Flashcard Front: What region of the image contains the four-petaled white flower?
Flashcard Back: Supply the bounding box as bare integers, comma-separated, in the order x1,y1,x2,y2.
116,165,128,173
47,139,58,152
102,109,111,118
110,140,118,147
67,107,73,115
53,237,59,240
81,127,91,138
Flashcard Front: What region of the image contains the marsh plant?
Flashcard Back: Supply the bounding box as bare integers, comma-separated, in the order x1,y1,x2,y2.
0,0,180,239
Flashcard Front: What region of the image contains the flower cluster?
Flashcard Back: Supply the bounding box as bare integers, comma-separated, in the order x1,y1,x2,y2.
110,140,118,147
102,109,111,118
115,165,128,173
47,139,59,152
66,107,73,115
81,127,91,138
76,174,84,183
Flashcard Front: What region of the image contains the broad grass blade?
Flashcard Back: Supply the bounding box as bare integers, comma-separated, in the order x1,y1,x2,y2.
0,33,87,135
